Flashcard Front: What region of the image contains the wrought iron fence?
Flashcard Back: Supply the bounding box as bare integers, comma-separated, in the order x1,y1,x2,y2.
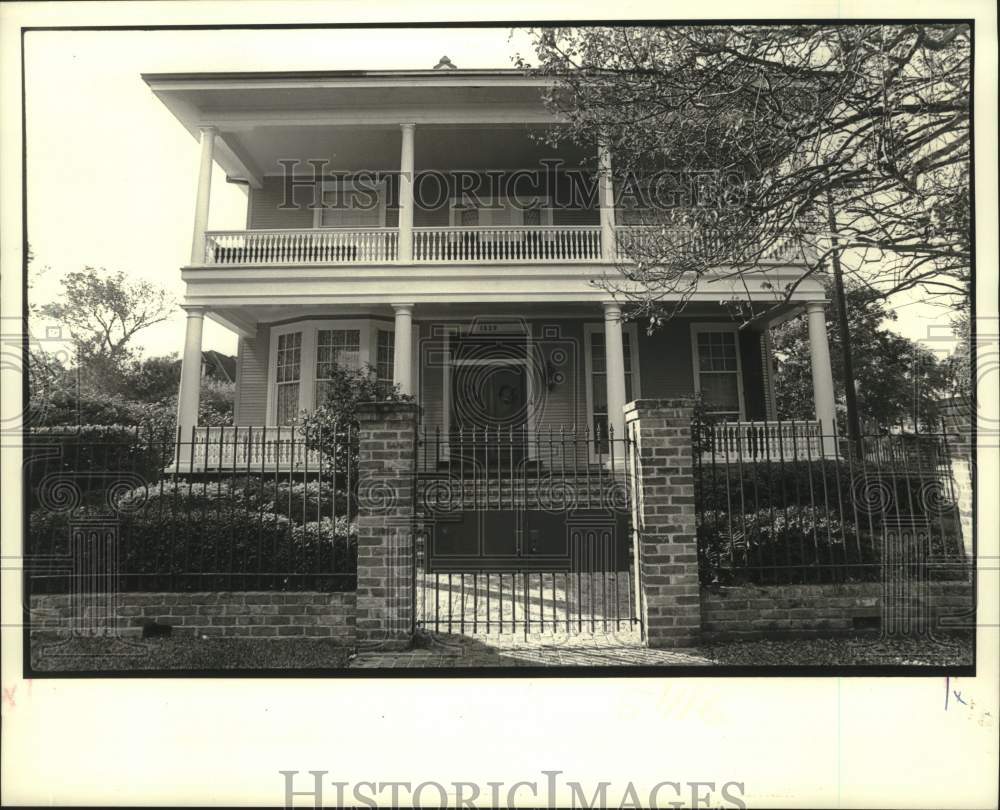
413,425,639,636
693,419,968,585
25,425,359,594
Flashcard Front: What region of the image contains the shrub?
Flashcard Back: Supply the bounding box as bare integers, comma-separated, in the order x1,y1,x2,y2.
697,504,964,586
28,506,356,594
26,425,178,510
298,360,411,467
27,478,358,593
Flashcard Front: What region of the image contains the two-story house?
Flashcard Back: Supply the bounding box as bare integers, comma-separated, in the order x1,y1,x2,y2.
144,60,837,468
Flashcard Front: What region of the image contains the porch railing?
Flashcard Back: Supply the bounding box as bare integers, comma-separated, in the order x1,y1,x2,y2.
412,225,603,262
615,225,807,264
202,225,807,266
205,228,399,265
179,426,325,471
701,420,825,462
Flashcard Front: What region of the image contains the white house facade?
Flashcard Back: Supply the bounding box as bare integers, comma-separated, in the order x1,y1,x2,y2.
144,62,837,467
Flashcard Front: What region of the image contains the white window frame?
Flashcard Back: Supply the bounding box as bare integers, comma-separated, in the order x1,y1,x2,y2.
690,323,746,421
448,195,554,227
583,322,642,460
266,318,418,424
313,179,387,229
266,319,373,424
272,330,304,427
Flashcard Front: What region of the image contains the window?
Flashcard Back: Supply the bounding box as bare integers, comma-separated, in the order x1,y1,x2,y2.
693,328,743,420
315,329,361,404
376,329,395,395
275,331,302,425
451,197,552,227
588,330,635,446
314,181,385,228
268,320,413,424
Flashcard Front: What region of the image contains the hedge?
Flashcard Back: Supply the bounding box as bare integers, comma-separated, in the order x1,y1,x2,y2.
28,480,357,593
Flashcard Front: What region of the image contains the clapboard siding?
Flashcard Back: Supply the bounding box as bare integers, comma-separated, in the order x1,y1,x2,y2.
247,177,314,230
552,207,600,226
761,329,777,419
234,330,269,426
248,175,597,231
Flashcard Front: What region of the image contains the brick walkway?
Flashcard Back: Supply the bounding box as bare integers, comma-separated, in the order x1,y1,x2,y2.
349,632,715,668
414,569,636,636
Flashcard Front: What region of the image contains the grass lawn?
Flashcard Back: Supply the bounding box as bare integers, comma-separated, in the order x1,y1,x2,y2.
30,635,352,673
692,633,974,667
29,631,973,672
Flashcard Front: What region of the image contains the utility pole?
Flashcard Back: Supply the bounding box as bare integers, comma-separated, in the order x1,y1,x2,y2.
825,190,862,450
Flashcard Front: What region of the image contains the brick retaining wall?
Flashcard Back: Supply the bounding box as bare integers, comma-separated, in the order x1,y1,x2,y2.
29,591,356,643
701,582,974,641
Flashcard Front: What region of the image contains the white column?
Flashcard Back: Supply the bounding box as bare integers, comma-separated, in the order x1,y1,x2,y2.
603,302,628,459
176,307,205,456
806,301,837,455
597,139,617,262
398,123,416,263
392,303,414,396
190,126,217,265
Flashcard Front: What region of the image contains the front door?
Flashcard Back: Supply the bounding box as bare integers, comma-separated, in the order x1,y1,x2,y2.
450,360,528,465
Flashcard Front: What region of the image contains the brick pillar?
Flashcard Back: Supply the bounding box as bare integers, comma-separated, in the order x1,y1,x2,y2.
624,398,701,647
354,401,418,650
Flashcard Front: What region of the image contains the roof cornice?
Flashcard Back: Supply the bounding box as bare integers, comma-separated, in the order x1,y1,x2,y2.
142,68,553,87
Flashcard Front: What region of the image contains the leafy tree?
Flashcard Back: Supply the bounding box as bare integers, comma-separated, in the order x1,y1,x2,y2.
772,283,951,429
118,355,182,403
518,24,971,321
38,267,174,386
26,266,230,432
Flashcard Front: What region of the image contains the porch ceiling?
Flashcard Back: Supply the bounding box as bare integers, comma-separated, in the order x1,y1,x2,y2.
145,72,571,183
235,124,593,175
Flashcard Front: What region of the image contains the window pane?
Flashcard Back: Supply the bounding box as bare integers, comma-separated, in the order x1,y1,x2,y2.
316,329,361,377
700,373,740,411
276,383,300,425
376,329,395,391
697,331,737,372
276,332,301,383
592,375,608,412
590,332,606,373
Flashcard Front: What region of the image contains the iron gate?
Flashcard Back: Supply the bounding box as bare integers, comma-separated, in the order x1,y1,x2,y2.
412,425,641,637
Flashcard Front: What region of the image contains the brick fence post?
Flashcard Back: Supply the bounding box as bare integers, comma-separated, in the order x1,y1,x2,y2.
624,398,701,647
354,401,419,650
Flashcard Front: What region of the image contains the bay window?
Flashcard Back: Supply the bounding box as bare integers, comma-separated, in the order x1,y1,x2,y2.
267,319,410,424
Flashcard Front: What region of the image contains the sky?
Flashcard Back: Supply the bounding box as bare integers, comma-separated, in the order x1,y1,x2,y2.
24,26,961,361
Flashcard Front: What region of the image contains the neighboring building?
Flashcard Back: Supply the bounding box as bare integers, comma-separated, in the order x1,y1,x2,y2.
144,61,837,467
200,350,236,383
